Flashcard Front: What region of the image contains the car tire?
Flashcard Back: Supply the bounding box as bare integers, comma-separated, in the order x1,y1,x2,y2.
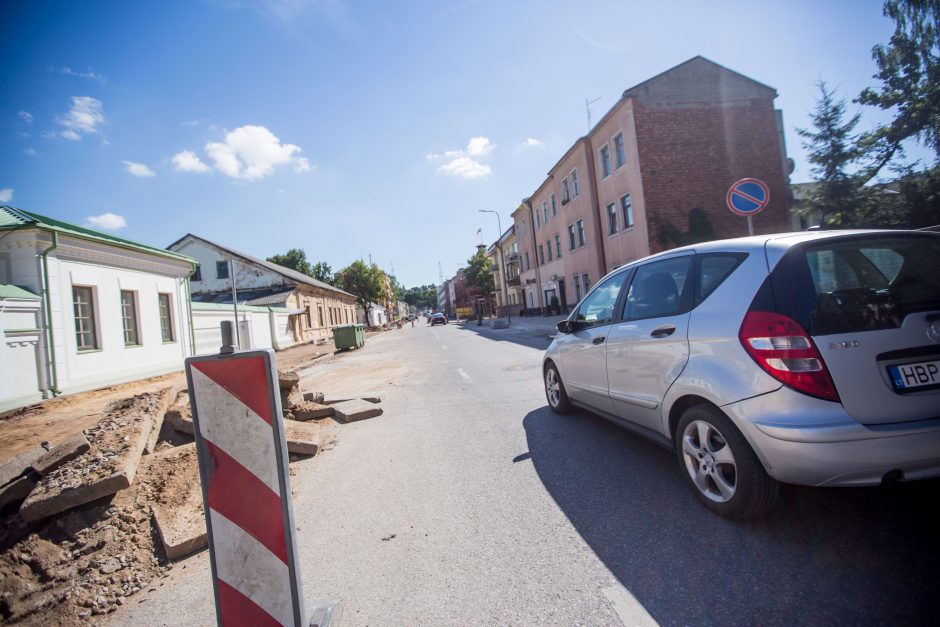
675,404,778,519
544,362,572,414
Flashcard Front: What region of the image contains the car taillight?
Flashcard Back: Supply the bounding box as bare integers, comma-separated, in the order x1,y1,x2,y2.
739,310,840,402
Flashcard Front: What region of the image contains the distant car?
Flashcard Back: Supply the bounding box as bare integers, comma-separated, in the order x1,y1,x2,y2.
544,230,940,519
430,313,447,326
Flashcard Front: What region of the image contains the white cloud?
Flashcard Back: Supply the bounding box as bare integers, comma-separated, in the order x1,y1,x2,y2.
522,137,542,147
171,150,211,173
58,96,104,139
204,124,308,180
84,213,127,230
0,188,13,203
18,111,33,124
438,156,491,179
122,161,156,177
466,136,494,156
23,148,37,156
52,66,106,83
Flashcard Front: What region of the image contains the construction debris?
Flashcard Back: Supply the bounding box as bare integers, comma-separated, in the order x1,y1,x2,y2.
0,367,384,623
330,399,384,423
20,393,158,523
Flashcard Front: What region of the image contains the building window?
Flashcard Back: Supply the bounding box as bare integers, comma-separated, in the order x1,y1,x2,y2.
562,177,570,203
607,203,618,235
577,219,586,247
121,290,140,346
317,306,324,327
159,293,174,342
614,133,626,168
621,194,634,228
568,224,576,250
538,244,545,265
546,240,553,261
582,273,591,293
573,275,582,301
73,286,98,351
192,264,202,282
216,260,229,279
600,145,611,178
555,235,562,258
535,210,541,229
571,169,580,197
551,194,557,215
525,251,530,270
542,202,548,224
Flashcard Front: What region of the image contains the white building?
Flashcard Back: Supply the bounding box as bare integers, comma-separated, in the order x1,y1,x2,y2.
168,234,358,348
0,206,196,412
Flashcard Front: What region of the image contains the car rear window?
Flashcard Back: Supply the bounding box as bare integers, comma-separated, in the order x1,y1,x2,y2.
771,234,940,335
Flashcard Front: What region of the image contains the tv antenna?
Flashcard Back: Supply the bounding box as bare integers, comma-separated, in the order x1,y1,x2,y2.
586,96,602,132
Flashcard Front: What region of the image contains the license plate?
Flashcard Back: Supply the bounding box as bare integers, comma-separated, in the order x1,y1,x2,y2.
888,360,940,391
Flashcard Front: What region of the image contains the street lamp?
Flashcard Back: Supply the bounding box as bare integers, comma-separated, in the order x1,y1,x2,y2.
478,209,511,323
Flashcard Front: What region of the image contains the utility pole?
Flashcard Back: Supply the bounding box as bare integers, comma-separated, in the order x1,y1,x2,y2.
586,96,602,132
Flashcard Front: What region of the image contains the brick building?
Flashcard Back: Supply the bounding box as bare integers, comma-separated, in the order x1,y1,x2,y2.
513,56,791,314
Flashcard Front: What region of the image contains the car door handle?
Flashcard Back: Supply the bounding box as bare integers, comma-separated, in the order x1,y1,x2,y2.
650,324,676,338
592,336,606,345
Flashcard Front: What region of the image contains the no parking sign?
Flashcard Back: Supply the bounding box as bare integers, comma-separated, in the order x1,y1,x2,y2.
726,178,769,234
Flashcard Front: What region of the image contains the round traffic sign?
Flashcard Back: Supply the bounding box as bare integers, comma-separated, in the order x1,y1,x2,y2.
726,178,770,216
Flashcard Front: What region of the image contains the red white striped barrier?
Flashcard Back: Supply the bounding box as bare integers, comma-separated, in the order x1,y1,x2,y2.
186,349,305,626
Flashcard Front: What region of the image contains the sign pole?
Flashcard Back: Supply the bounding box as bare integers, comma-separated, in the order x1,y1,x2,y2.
747,215,754,236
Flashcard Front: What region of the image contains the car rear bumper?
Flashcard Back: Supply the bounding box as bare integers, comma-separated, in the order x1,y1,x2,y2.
724,388,940,487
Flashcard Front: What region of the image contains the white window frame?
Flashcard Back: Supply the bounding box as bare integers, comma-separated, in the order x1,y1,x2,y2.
577,219,586,247
121,289,141,347
614,132,626,168
621,194,634,228
607,203,618,235
600,145,611,178
158,293,175,343
571,168,580,197
562,177,570,203
73,285,99,352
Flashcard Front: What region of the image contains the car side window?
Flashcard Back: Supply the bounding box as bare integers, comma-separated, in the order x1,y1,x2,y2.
697,253,747,302
623,256,691,320
575,271,628,327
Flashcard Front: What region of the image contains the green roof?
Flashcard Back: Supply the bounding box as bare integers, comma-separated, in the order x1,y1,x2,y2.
0,284,40,300
0,205,195,265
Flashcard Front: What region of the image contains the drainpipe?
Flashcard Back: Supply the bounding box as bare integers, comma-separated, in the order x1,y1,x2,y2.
185,267,196,356
524,198,544,312
582,137,608,277
39,231,60,397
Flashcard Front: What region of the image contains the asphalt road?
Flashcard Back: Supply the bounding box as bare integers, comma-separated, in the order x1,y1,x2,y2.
117,321,940,626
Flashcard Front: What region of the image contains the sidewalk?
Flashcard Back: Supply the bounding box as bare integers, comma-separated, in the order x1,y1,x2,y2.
462,314,567,337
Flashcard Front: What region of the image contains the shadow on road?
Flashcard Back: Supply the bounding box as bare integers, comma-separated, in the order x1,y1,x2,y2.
455,320,555,351
521,406,940,626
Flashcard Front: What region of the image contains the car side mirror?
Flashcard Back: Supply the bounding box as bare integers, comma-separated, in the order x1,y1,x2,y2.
557,320,577,334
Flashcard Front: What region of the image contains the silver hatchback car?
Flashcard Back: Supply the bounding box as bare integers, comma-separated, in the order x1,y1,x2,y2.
543,230,940,518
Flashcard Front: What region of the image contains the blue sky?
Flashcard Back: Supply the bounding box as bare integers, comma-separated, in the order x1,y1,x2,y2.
1,0,931,287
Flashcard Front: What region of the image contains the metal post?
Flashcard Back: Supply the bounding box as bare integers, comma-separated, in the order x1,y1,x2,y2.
230,258,240,348
220,320,236,354
747,215,754,236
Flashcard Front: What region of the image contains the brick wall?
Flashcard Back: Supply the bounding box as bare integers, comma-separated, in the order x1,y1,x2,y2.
633,100,791,252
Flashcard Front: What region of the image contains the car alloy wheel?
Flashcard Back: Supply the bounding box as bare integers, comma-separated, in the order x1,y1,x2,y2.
544,363,571,414
681,420,737,503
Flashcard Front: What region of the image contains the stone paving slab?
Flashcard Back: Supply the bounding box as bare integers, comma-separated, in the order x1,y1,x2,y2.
284,421,319,456
330,399,384,423
290,401,334,421
149,445,207,561
20,393,158,523
0,474,38,510
0,444,49,487
31,433,91,476
323,393,385,405
144,387,179,455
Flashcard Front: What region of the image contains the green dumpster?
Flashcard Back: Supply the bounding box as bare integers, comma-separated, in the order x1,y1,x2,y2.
334,323,365,350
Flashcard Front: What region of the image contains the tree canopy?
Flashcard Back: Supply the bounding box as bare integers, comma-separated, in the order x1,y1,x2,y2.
464,247,495,295
266,249,334,284
335,260,386,311
401,285,437,309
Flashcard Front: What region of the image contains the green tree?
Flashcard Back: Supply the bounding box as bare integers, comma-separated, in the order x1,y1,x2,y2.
402,285,437,309
465,247,495,294
858,0,940,174
335,260,386,315
310,261,334,285
267,248,314,276
797,82,876,227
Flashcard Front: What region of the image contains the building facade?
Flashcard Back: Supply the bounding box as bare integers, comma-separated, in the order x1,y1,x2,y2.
487,225,523,318
0,206,196,411
509,56,791,314
169,234,357,347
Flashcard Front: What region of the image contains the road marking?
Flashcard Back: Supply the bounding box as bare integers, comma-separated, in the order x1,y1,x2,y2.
431,330,439,339
602,585,658,627
457,368,471,382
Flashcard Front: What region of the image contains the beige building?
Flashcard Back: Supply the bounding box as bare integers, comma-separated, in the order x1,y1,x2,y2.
487,225,522,317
